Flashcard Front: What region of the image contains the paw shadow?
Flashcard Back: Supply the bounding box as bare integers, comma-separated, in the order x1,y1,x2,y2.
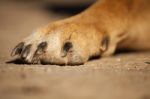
114,49,138,55
6,58,81,66
6,58,29,65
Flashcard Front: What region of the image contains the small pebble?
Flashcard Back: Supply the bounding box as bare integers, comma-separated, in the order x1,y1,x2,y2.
116,58,121,62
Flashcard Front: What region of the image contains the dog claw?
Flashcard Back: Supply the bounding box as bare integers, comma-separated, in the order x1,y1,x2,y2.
21,44,32,59
29,42,48,64
35,42,47,55
11,42,24,57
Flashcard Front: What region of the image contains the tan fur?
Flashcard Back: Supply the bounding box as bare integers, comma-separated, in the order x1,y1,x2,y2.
12,0,150,65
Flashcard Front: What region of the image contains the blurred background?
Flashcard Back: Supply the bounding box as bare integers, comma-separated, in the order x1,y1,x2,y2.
0,0,96,59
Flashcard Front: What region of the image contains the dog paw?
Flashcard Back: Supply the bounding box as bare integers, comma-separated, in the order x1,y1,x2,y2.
11,22,111,65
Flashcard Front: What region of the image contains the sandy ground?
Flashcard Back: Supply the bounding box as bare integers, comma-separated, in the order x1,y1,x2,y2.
0,1,150,99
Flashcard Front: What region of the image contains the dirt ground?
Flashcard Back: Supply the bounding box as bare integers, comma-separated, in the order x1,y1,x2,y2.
0,1,150,99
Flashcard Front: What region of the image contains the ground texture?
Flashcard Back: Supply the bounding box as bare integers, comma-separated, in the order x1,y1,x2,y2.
0,1,150,99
